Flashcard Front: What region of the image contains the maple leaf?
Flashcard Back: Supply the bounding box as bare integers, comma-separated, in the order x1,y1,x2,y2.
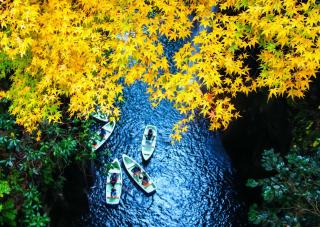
0,0,318,141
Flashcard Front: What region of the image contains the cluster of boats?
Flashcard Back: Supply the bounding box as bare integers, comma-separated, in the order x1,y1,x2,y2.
92,112,158,205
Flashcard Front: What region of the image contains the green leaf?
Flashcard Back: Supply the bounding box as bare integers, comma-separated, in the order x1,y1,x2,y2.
246,179,259,188
0,181,11,198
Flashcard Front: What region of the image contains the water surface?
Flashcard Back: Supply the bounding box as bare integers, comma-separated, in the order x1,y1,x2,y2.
82,82,243,226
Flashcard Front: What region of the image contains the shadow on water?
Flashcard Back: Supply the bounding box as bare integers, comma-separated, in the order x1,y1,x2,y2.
81,82,244,226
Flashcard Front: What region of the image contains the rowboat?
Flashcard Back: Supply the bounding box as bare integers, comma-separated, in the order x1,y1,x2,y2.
122,154,156,194
106,159,122,205
102,121,116,140
141,125,157,161
92,112,109,122
92,121,116,150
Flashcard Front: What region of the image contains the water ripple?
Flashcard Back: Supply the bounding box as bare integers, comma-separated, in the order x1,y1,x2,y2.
82,82,243,226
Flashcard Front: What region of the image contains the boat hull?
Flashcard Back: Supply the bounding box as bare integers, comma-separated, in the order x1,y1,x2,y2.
122,154,156,194
106,159,122,205
141,125,157,161
92,121,116,151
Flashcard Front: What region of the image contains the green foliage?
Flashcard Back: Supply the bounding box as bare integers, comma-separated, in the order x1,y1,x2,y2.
0,52,13,79
0,99,97,226
0,180,10,198
0,178,16,226
22,186,49,227
0,180,16,226
248,100,320,226
248,148,320,226
0,199,16,227
102,156,118,177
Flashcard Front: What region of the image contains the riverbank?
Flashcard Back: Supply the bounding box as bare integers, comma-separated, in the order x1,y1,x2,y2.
221,93,291,206
49,160,95,226
221,77,320,222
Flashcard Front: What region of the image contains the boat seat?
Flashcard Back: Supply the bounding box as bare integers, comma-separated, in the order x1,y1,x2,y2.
143,182,153,188
107,196,119,199
104,128,112,133
125,162,135,169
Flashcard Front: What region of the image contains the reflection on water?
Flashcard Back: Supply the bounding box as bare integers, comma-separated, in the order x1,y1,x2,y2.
81,82,243,226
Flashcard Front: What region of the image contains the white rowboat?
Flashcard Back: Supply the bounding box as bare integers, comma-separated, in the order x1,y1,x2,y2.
92,112,109,122
141,125,157,161
92,121,116,150
106,159,122,205
122,154,156,194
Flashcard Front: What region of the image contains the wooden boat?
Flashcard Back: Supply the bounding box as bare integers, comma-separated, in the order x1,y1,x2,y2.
106,159,122,205
92,112,109,122
141,125,157,161
92,121,116,150
122,154,156,194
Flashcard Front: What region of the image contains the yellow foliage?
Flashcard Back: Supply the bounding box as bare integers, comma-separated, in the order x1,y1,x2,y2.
0,0,319,139
0,90,6,99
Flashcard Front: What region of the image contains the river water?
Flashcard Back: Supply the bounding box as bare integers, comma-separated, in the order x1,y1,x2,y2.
82,19,243,226
81,81,243,226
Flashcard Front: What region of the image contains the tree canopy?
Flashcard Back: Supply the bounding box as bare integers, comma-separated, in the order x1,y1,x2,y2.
0,0,319,139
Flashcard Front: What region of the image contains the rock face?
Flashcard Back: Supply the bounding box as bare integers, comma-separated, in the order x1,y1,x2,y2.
221,93,292,205
49,160,95,227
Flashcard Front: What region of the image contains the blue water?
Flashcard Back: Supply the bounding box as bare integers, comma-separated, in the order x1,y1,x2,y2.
81,82,243,226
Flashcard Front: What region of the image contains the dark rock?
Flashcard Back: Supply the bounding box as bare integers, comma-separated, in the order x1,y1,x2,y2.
49,160,95,227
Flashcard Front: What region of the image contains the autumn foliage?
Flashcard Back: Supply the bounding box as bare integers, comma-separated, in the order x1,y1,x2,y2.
0,0,319,139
